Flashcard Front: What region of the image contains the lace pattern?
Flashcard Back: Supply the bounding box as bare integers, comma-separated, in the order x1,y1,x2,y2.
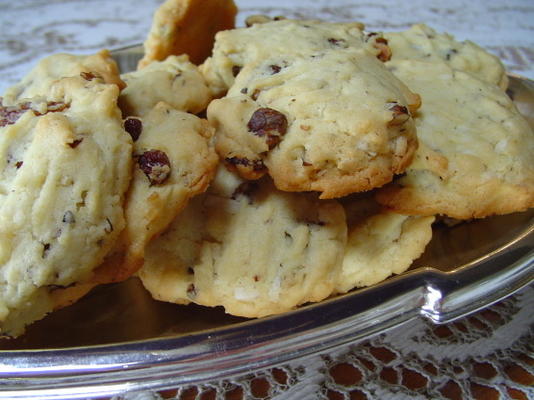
115,286,533,400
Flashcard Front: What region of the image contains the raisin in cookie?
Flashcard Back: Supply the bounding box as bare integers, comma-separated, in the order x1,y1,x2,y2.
336,194,434,293
384,24,508,90
94,101,218,283
2,50,125,106
0,76,132,337
138,166,347,318
119,55,212,117
200,19,390,96
208,49,420,199
376,60,534,219
138,0,237,68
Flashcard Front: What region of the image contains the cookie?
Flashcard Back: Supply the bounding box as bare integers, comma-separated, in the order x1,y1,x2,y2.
384,24,508,90
94,101,218,283
208,48,420,199
0,76,132,337
376,60,534,219
138,166,347,318
336,194,434,293
119,55,212,117
200,19,387,97
138,0,237,68
2,50,125,106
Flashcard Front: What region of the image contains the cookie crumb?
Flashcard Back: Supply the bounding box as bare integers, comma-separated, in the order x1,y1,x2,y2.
225,156,266,172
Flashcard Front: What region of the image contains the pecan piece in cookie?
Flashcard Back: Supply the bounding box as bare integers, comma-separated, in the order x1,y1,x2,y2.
80,71,98,81
232,65,242,77
62,211,76,224
366,33,392,62
328,38,348,48
138,150,171,185
247,107,288,149
67,139,84,149
374,37,392,62
387,102,410,126
0,99,32,127
225,156,266,172
269,64,282,74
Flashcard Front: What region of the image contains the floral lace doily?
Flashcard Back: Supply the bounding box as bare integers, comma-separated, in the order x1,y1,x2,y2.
116,285,533,400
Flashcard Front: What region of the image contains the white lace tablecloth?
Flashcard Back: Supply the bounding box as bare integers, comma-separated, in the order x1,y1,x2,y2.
1,1,533,399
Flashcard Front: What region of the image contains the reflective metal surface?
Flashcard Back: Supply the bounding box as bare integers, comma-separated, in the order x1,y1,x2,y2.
0,46,532,399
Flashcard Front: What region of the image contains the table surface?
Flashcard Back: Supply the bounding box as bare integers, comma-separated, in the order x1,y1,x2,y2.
0,1,533,399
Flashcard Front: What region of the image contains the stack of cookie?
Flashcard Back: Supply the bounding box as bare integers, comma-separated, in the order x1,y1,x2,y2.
1,0,532,338
0,48,220,337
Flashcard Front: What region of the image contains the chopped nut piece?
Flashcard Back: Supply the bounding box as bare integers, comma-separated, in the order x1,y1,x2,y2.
365,33,392,62
269,64,281,74
42,243,51,258
225,156,266,172
374,37,392,62
232,65,242,77
387,102,410,126
62,211,76,224
80,71,97,81
0,99,32,127
251,89,261,101
105,218,114,233
138,149,172,185
328,38,347,47
68,139,83,149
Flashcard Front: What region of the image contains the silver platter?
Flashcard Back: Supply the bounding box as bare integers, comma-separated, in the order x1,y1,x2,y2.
0,45,532,399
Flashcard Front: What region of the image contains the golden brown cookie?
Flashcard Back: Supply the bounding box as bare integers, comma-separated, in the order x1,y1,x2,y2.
337,194,434,292
138,0,238,68
0,76,132,337
376,60,534,219
119,55,212,117
139,166,347,317
95,101,218,285
201,19,419,198
385,24,508,90
208,49,419,199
